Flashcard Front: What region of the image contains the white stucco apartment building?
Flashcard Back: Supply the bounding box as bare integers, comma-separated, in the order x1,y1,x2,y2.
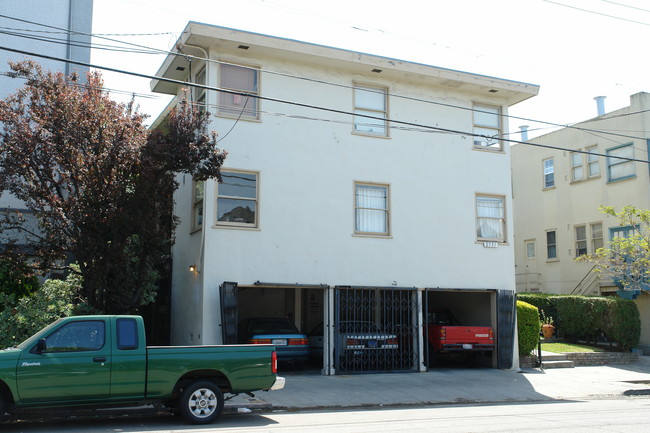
512,92,650,354
152,22,539,374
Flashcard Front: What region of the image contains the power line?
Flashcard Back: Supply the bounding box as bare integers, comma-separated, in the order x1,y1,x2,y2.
1,13,647,143
544,0,650,26
0,44,647,166
601,0,650,14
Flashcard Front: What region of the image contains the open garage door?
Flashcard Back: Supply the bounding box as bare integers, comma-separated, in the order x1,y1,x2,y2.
423,289,496,368
333,286,420,374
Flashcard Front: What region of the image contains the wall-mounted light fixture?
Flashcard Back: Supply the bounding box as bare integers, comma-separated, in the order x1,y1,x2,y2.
189,264,197,273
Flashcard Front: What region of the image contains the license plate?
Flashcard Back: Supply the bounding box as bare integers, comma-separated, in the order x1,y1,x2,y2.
462,344,473,349
367,339,378,348
272,339,287,346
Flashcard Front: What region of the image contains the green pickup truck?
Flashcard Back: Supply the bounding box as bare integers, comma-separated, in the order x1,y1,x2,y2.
0,315,284,424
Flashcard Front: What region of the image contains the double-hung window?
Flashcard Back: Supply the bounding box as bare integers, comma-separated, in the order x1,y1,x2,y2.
546,230,557,259
575,225,587,257
473,104,502,151
192,180,204,231
543,158,555,188
353,84,388,136
476,194,506,242
591,222,603,252
354,183,389,236
571,152,584,181
587,146,600,177
607,143,635,182
216,170,258,228
218,63,259,120
194,67,206,114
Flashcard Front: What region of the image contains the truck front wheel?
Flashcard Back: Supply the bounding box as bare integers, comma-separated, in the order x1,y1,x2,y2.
179,380,224,424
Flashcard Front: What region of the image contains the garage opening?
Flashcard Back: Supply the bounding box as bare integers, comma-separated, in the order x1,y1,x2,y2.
424,289,496,368
333,286,420,374
219,282,326,373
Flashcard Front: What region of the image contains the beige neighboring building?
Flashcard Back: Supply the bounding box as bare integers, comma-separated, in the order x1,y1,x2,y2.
511,91,650,353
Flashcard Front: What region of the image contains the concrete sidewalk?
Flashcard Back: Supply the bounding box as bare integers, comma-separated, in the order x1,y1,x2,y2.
227,355,650,412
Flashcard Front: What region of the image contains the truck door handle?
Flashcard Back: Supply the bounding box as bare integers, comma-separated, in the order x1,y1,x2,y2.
93,357,106,363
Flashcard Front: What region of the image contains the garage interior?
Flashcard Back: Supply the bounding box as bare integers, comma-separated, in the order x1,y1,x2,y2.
221,283,513,374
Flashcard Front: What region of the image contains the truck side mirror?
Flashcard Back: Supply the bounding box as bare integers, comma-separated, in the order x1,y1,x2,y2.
36,338,47,353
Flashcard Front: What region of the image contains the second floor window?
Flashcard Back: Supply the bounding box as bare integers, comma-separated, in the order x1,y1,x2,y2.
194,67,206,113
355,183,389,235
476,195,505,242
571,152,583,181
607,143,635,182
216,170,258,228
543,158,555,188
219,63,259,120
192,180,204,231
473,104,502,151
353,84,388,136
591,222,603,252
587,146,600,177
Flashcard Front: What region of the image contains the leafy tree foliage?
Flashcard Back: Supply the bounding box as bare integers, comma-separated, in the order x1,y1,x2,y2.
0,61,226,313
0,268,91,349
579,205,650,292
0,257,39,306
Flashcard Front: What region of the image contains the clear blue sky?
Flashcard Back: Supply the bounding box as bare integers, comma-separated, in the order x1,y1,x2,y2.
91,0,649,139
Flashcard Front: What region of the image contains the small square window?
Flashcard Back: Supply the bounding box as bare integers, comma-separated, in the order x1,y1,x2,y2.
218,63,259,120
476,194,506,242
607,144,635,182
355,183,390,235
353,84,388,136
216,170,259,228
473,104,502,151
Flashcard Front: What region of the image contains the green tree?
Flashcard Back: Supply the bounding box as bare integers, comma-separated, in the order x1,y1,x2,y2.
579,205,650,292
0,269,90,348
0,257,39,307
0,61,227,313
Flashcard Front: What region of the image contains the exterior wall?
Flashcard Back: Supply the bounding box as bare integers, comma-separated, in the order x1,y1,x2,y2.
512,92,650,348
159,25,538,366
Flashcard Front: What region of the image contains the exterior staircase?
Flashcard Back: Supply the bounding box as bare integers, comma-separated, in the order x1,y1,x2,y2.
541,352,575,369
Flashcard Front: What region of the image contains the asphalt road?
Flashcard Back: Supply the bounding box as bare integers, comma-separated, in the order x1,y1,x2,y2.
3,398,650,433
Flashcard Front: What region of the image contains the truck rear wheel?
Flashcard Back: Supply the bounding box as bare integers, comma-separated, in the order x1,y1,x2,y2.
179,380,224,424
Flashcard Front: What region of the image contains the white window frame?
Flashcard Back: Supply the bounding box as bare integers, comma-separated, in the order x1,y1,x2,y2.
218,62,260,120
607,143,635,182
194,66,207,113
591,222,603,252
353,84,388,137
543,158,555,188
586,145,600,178
475,194,506,243
525,240,536,259
546,230,557,260
354,182,390,236
472,103,502,151
575,225,587,257
191,180,204,232
216,169,259,228
571,152,584,181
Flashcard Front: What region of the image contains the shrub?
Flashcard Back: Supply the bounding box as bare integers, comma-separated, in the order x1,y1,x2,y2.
516,293,640,351
0,258,39,310
517,301,540,356
0,269,93,349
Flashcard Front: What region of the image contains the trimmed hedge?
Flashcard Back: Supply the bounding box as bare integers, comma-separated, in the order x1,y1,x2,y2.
517,301,540,356
517,294,640,351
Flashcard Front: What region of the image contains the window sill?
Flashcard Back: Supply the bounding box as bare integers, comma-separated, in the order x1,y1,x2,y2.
570,175,601,185
190,227,203,235
543,186,556,191
352,131,391,139
546,259,560,263
472,146,505,154
353,233,393,239
212,224,261,231
607,175,636,184
216,113,262,123
475,240,509,246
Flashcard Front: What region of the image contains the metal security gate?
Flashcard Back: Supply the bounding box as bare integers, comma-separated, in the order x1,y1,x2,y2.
334,286,419,373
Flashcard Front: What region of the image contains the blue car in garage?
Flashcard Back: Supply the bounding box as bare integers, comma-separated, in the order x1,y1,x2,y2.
238,318,309,368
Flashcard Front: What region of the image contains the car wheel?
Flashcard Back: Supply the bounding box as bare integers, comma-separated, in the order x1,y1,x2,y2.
179,380,224,425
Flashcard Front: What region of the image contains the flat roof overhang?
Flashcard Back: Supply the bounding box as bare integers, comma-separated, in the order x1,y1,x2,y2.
151,22,539,106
